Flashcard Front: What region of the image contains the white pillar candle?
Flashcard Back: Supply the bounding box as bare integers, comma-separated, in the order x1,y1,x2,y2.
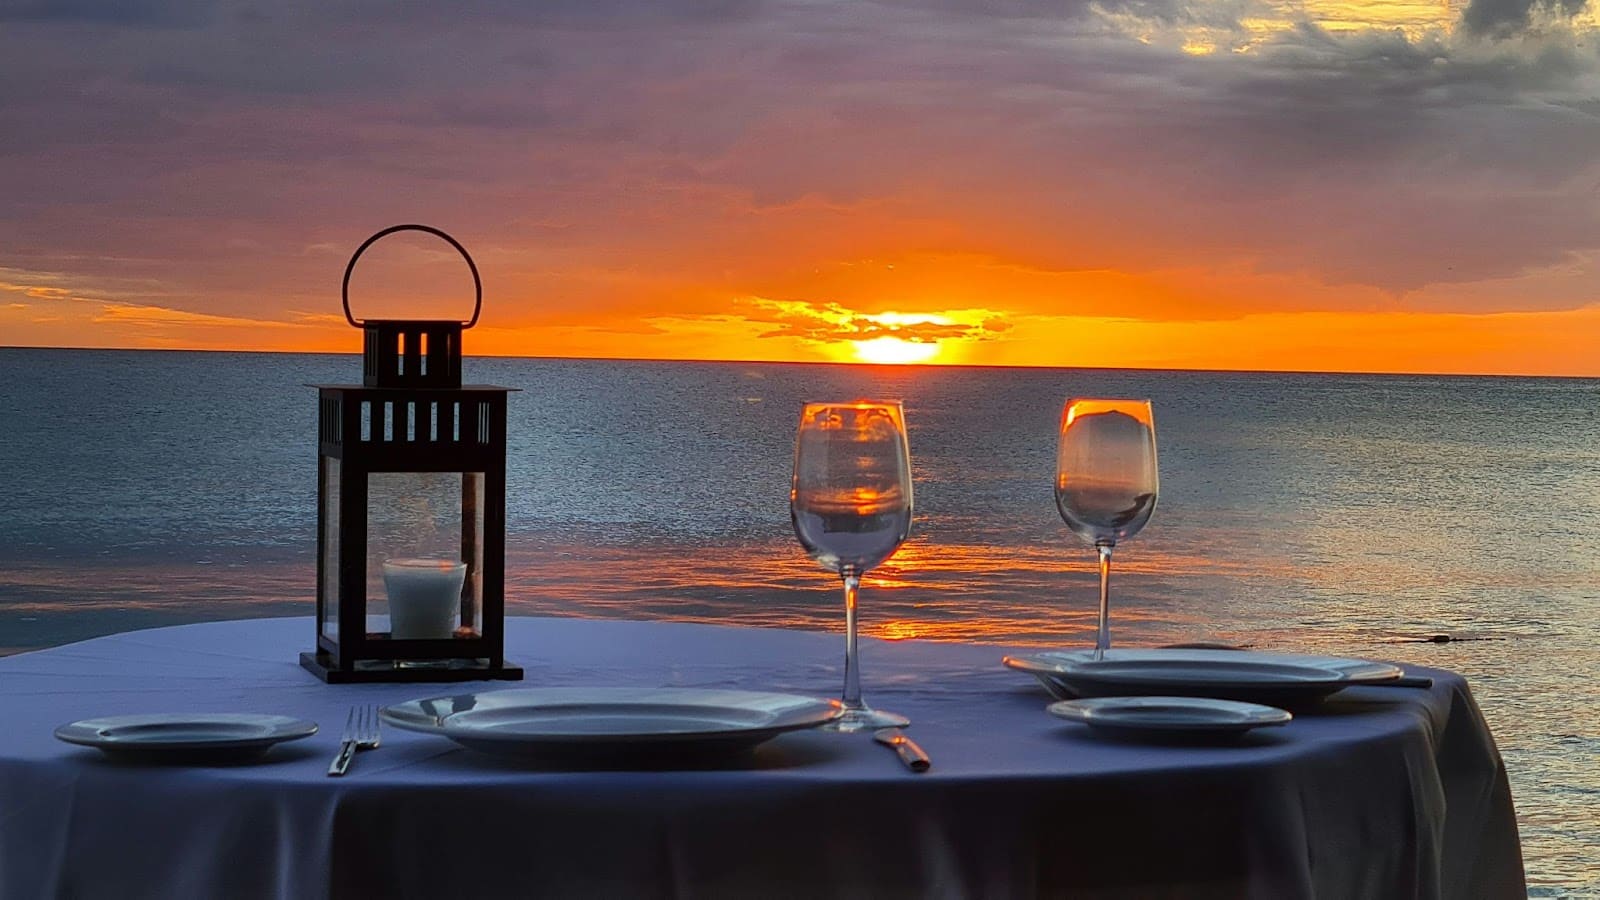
382,558,467,640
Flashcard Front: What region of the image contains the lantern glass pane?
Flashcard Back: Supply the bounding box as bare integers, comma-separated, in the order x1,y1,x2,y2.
464,471,485,636
319,457,340,640
366,471,485,639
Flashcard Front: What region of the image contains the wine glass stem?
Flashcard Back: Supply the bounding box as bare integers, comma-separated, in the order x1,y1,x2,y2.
1095,543,1114,661
841,572,864,711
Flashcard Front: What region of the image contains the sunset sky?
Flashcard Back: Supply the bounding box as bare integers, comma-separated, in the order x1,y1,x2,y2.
4,0,1600,375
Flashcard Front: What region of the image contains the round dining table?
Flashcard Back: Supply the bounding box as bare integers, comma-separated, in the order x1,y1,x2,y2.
0,616,1524,899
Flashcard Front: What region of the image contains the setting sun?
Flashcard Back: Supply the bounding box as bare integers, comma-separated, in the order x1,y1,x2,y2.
851,336,941,364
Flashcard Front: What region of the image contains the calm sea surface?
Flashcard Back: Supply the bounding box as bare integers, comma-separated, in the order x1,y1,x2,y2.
1,348,1597,894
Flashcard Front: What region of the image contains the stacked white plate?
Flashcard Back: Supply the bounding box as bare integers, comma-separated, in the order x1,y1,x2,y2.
1005,648,1403,707
1008,647,1409,741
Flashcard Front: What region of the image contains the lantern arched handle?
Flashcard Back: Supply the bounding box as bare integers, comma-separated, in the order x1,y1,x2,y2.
341,224,483,329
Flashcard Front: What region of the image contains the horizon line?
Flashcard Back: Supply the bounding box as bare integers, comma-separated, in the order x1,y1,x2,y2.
1,343,1595,381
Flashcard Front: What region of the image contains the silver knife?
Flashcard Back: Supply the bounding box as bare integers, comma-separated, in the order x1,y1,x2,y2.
1369,675,1435,689
327,738,358,777
873,728,931,773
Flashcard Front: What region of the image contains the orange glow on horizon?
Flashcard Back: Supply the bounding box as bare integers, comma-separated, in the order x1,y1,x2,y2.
6,260,1600,376
851,336,941,364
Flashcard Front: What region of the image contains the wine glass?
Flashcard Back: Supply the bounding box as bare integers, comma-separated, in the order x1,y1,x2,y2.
791,400,914,732
1055,398,1159,660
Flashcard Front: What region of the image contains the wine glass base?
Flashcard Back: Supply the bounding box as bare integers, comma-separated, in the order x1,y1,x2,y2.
824,706,910,733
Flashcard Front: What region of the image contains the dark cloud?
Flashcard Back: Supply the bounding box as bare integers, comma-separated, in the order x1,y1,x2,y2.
1461,0,1588,38
867,0,1095,18
0,0,216,27
794,19,1600,302
0,0,765,27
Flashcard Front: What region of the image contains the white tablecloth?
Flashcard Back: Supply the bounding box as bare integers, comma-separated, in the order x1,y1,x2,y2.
0,617,1523,899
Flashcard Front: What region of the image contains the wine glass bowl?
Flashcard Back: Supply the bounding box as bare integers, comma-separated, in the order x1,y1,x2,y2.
1055,399,1159,659
792,405,913,575
791,401,913,732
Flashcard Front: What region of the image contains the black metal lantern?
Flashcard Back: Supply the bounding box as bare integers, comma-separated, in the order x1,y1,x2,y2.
300,224,523,683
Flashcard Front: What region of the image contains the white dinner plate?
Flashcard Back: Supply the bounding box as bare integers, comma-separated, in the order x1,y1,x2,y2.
1004,648,1402,707
1048,696,1292,741
54,713,318,763
381,687,844,760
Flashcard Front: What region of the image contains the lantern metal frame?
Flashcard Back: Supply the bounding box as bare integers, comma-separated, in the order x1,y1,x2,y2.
300,224,523,683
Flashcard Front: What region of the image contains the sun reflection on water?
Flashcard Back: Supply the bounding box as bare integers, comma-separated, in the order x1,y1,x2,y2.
495,533,1240,647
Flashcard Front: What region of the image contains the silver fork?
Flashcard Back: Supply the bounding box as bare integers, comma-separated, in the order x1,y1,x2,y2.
327,705,381,777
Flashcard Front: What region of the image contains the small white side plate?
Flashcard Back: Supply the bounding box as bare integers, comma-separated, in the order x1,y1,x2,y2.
1048,695,1292,741
55,713,318,762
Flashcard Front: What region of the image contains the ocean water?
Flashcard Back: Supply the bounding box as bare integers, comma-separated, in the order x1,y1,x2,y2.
1,347,1597,894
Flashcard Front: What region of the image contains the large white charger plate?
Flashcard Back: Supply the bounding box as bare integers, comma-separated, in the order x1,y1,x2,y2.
1004,648,1403,707
381,687,844,760
1048,696,1292,742
54,713,318,763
